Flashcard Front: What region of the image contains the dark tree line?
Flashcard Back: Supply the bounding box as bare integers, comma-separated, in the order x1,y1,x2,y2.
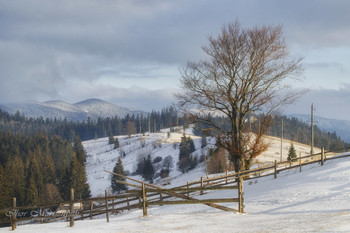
0,107,183,142
0,131,91,211
268,115,349,152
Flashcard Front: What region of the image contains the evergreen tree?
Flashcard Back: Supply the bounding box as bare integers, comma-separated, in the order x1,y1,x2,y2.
42,151,56,184
111,157,127,193
74,136,87,164
0,164,7,208
201,133,207,148
25,152,44,205
189,137,196,153
59,168,71,201
69,154,91,199
108,133,115,145
179,136,190,161
142,155,154,183
114,137,120,149
287,143,297,161
178,136,197,173
26,175,39,205
11,157,26,205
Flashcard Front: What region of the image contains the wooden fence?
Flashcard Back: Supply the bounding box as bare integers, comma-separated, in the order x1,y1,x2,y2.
1,146,349,230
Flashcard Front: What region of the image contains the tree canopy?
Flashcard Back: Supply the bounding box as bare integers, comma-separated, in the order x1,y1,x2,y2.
176,20,304,171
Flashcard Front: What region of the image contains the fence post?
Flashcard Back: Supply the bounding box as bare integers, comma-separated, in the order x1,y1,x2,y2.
200,177,204,195
138,197,142,209
112,197,115,211
70,188,74,227
142,183,147,217
321,147,324,166
90,201,93,220
11,197,16,231
159,193,163,206
226,170,228,184
299,152,302,172
238,175,244,213
274,160,277,179
187,182,189,197
127,196,130,210
105,190,109,222
80,204,84,220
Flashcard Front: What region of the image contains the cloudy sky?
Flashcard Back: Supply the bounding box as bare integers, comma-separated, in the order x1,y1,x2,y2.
1,0,350,120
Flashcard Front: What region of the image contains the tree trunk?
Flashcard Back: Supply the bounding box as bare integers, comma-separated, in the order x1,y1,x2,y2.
231,154,242,173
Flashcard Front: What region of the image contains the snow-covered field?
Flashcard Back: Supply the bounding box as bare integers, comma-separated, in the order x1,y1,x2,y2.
4,155,350,232
83,128,320,197
2,130,350,232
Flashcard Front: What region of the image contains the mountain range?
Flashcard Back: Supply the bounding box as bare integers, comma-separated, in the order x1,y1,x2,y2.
289,114,350,143
0,98,146,122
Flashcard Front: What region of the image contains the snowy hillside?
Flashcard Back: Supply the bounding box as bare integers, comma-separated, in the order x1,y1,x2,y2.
84,127,208,196
83,128,319,197
1,98,146,121
4,139,350,232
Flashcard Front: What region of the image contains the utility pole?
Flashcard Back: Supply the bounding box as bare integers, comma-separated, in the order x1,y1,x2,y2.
280,118,283,162
311,103,314,155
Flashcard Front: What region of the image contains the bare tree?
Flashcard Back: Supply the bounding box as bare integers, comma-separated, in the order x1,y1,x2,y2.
126,121,136,138
175,21,304,172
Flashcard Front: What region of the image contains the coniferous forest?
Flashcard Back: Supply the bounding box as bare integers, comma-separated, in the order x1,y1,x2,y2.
0,131,90,210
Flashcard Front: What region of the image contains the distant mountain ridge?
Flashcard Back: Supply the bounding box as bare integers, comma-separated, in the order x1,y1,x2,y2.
288,114,350,143
1,98,146,122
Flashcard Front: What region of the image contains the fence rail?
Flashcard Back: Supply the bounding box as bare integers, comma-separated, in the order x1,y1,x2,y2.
2,147,350,230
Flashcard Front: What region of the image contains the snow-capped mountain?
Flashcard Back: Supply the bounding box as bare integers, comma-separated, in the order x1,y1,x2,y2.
288,114,350,143
1,98,146,121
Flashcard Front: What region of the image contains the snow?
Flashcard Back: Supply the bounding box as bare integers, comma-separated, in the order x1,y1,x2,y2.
2,98,145,121
84,127,207,196
2,129,350,232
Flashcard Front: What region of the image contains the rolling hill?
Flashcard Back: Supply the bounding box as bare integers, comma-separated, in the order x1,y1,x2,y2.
0,98,146,122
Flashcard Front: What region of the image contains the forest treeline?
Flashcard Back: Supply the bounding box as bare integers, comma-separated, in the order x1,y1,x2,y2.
0,131,90,211
0,108,348,210
0,107,182,142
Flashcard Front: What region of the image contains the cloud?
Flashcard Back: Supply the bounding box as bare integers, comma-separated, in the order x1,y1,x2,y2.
1,0,350,116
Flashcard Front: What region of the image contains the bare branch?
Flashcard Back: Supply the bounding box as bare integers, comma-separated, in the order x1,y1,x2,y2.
175,20,304,172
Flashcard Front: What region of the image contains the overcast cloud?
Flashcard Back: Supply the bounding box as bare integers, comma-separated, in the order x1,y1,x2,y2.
0,0,350,119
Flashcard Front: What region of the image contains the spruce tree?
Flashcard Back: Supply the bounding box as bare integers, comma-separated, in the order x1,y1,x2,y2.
111,157,127,193
74,136,87,164
0,164,6,208
142,155,154,183
26,175,39,205
189,137,196,153
178,136,197,173
25,153,44,205
114,137,120,149
287,143,297,161
201,133,207,148
69,154,91,199
108,133,115,145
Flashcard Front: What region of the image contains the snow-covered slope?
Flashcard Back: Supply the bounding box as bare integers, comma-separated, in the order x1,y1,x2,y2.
83,128,318,197
1,98,146,121
74,98,140,120
84,127,207,196
4,140,350,232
